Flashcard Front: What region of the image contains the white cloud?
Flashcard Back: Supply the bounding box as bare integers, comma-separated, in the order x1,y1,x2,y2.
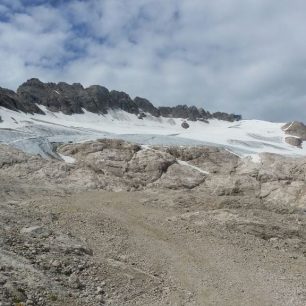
0,0,306,121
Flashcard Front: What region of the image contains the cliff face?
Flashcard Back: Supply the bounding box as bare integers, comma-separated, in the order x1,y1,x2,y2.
0,86,44,114
0,78,242,122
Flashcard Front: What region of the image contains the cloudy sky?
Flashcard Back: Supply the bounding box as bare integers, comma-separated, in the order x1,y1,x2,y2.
0,0,306,121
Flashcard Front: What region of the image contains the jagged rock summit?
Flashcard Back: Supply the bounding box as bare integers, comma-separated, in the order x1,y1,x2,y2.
0,78,241,122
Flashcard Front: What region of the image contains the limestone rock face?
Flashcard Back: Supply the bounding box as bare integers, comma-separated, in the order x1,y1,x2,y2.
154,163,206,189
126,149,176,187
0,144,29,167
1,139,306,211
163,146,239,174
1,139,306,306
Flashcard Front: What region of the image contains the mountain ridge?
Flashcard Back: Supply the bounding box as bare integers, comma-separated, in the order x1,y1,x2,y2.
0,78,241,122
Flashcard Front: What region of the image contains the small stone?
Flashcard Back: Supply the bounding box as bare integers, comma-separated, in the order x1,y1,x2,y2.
51,260,61,267
269,237,278,243
20,226,51,238
96,286,105,294
95,294,104,302
4,282,27,303
68,273,82,289
0,276,7,285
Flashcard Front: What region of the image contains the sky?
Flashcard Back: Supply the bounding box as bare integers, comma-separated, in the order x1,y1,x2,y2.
0,0,306,121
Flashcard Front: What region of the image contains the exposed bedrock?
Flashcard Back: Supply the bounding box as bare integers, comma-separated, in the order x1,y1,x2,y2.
1,139,306,213
0,78,241,122
1,140,306,305
282,121,306,141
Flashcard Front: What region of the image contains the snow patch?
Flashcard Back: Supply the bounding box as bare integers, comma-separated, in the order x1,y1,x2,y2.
59,154,76,164
1,106,306,159
177,160,209,175
250,154,262,163
283,121,294,131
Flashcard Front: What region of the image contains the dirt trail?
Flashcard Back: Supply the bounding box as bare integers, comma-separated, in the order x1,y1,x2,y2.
46,191,306,306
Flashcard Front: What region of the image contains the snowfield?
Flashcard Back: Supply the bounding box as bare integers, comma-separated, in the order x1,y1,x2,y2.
1,105,305,158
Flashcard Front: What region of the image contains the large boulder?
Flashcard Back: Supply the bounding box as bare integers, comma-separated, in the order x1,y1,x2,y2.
285,136,303,148
126,149,176,187
282,121,306,141
153,163,206,189
181,121,190,129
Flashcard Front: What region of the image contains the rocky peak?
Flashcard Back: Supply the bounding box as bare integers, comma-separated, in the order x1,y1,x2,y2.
1,78,242,122
134,97,160,117
212,112,242,122
109,90,139,114
86,85,110,114
0,86,44,114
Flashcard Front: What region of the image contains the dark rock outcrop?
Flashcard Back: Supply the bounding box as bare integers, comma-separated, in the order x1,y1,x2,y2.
0,78,242,122
134,97,160,117
285,137,303,148
137,112,146,119
85,85,110,114
282,121,306,141
212,112,242,122
17,79,96,115
159,105,209,121
0,86,44,114
159,105,241,122
181,121,190,129
109,90,139,114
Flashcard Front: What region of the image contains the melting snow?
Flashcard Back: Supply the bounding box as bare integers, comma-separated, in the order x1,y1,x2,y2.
177,160,209,174
1,106,306,158
283,121,293,131
59,153,76,164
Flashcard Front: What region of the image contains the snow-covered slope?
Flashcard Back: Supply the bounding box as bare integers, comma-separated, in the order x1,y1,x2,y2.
1,105,305,158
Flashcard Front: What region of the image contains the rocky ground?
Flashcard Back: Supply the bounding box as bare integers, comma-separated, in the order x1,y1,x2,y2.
0,139,306,305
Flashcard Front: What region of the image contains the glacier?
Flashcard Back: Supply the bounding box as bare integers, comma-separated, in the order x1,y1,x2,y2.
1,105,306,159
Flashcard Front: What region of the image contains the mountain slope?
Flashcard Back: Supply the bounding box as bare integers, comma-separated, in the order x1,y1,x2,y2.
0,104,305,158
0,78,305,158
2,78,241,122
